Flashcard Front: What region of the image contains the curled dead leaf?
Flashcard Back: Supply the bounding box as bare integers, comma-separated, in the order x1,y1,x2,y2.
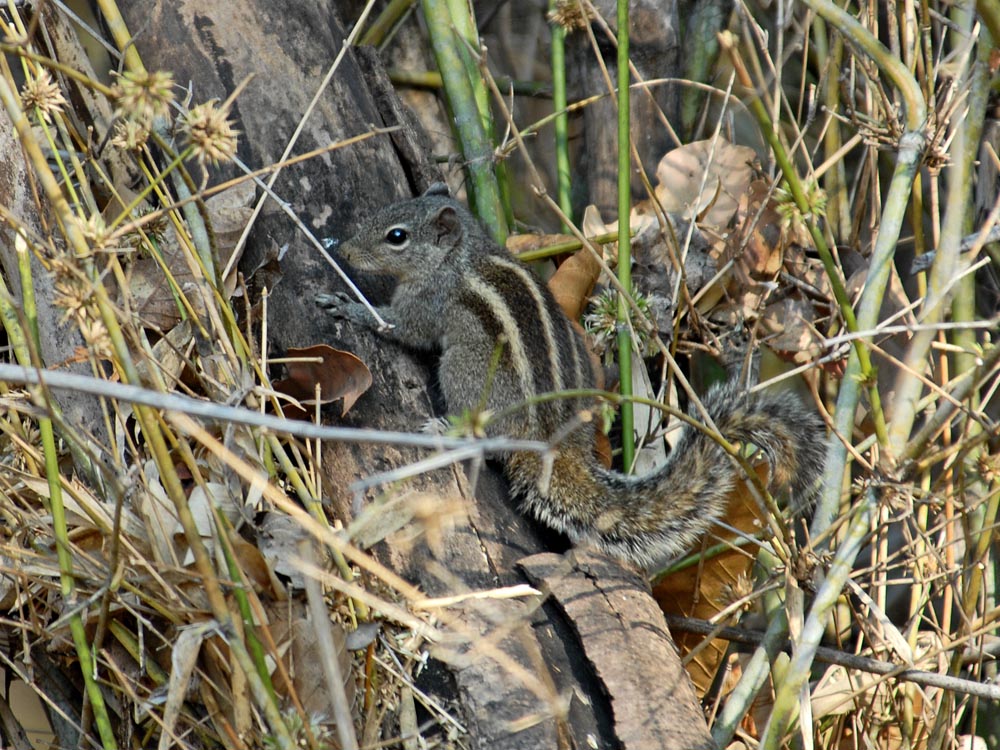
730,179,785,281
548,248,602,321
506,232,603,320
272,343,373,418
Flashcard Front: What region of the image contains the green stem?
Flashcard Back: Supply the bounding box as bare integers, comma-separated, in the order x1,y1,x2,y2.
712,555,789,746
812,16,851,239
514,230,621,262
726,36,889,448
616,0,634,471
109,145,192,229
759,490,874,747
217,510,277,702
976,0,1000,46
886,12,987,459
16,244,118,750
388,68,552,97
358,0,415,46
448,0,512,228
797,0,928,534
926,11,993,748
421,0,506,242
549,2,572,226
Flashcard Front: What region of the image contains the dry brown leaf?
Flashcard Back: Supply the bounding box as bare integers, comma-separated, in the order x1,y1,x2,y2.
653,138,757,230
652,463,771,696
506,231,603,320
128,226,190,331
206,179,256,295
784,245,833,299
273,343,373,418
289,617,356,720
136,319,195,387
812,663,928,750
175,482,243,565
732,179,785,280
139,460,181,565
759,297,827,365
127,183,252,331
231,535,286,599
547,248,602,320
159,621,217,750
258,512,311,589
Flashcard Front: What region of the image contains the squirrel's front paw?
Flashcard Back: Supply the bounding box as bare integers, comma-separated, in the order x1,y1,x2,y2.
315,291,350,313
315,291,364,322
315,292,392,332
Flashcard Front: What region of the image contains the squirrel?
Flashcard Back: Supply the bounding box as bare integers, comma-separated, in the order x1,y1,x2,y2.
316,184,825,567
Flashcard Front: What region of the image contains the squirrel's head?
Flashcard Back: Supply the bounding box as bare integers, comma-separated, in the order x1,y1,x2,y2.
340,188,473,278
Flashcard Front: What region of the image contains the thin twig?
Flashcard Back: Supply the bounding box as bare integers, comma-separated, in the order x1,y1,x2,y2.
666,614,1000,701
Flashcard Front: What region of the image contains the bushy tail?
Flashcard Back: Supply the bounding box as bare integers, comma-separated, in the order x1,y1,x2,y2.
515,381,826,567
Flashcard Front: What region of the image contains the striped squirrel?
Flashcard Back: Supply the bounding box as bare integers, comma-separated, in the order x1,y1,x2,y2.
317,185,825,567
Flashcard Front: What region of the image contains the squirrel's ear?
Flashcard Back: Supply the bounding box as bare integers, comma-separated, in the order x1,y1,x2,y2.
430,205,463,248
421,182,450,198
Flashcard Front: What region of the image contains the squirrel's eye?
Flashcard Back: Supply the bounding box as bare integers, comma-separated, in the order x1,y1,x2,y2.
384,227,409,246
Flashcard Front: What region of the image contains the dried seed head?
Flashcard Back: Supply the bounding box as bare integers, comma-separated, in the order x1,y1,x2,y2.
50,257,93,324
53,277,90,323
584,288,653,355
774,180,827,242
20,69,68,123
125,207,168,249
113,70,175,124
79,316,112,358
548,0,592,31
110,118,151,151
75,215,121,256
979,453,999,485
183,100,240,166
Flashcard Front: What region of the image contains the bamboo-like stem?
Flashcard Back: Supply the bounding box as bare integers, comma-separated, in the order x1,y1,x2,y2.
93,0,144,74
421,0,506,241
926,13,993,749
976,0,1000,44
812,16,851,238
720,32,890,453
358,0,414,46
447,0,510,223
615,0,634,470
887,14,987,458
549,1,572,226
679,2,725,138
799,0,928,535
389,68,552,96
16,239,118,750
673,612,1000,701
759,490,874,747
